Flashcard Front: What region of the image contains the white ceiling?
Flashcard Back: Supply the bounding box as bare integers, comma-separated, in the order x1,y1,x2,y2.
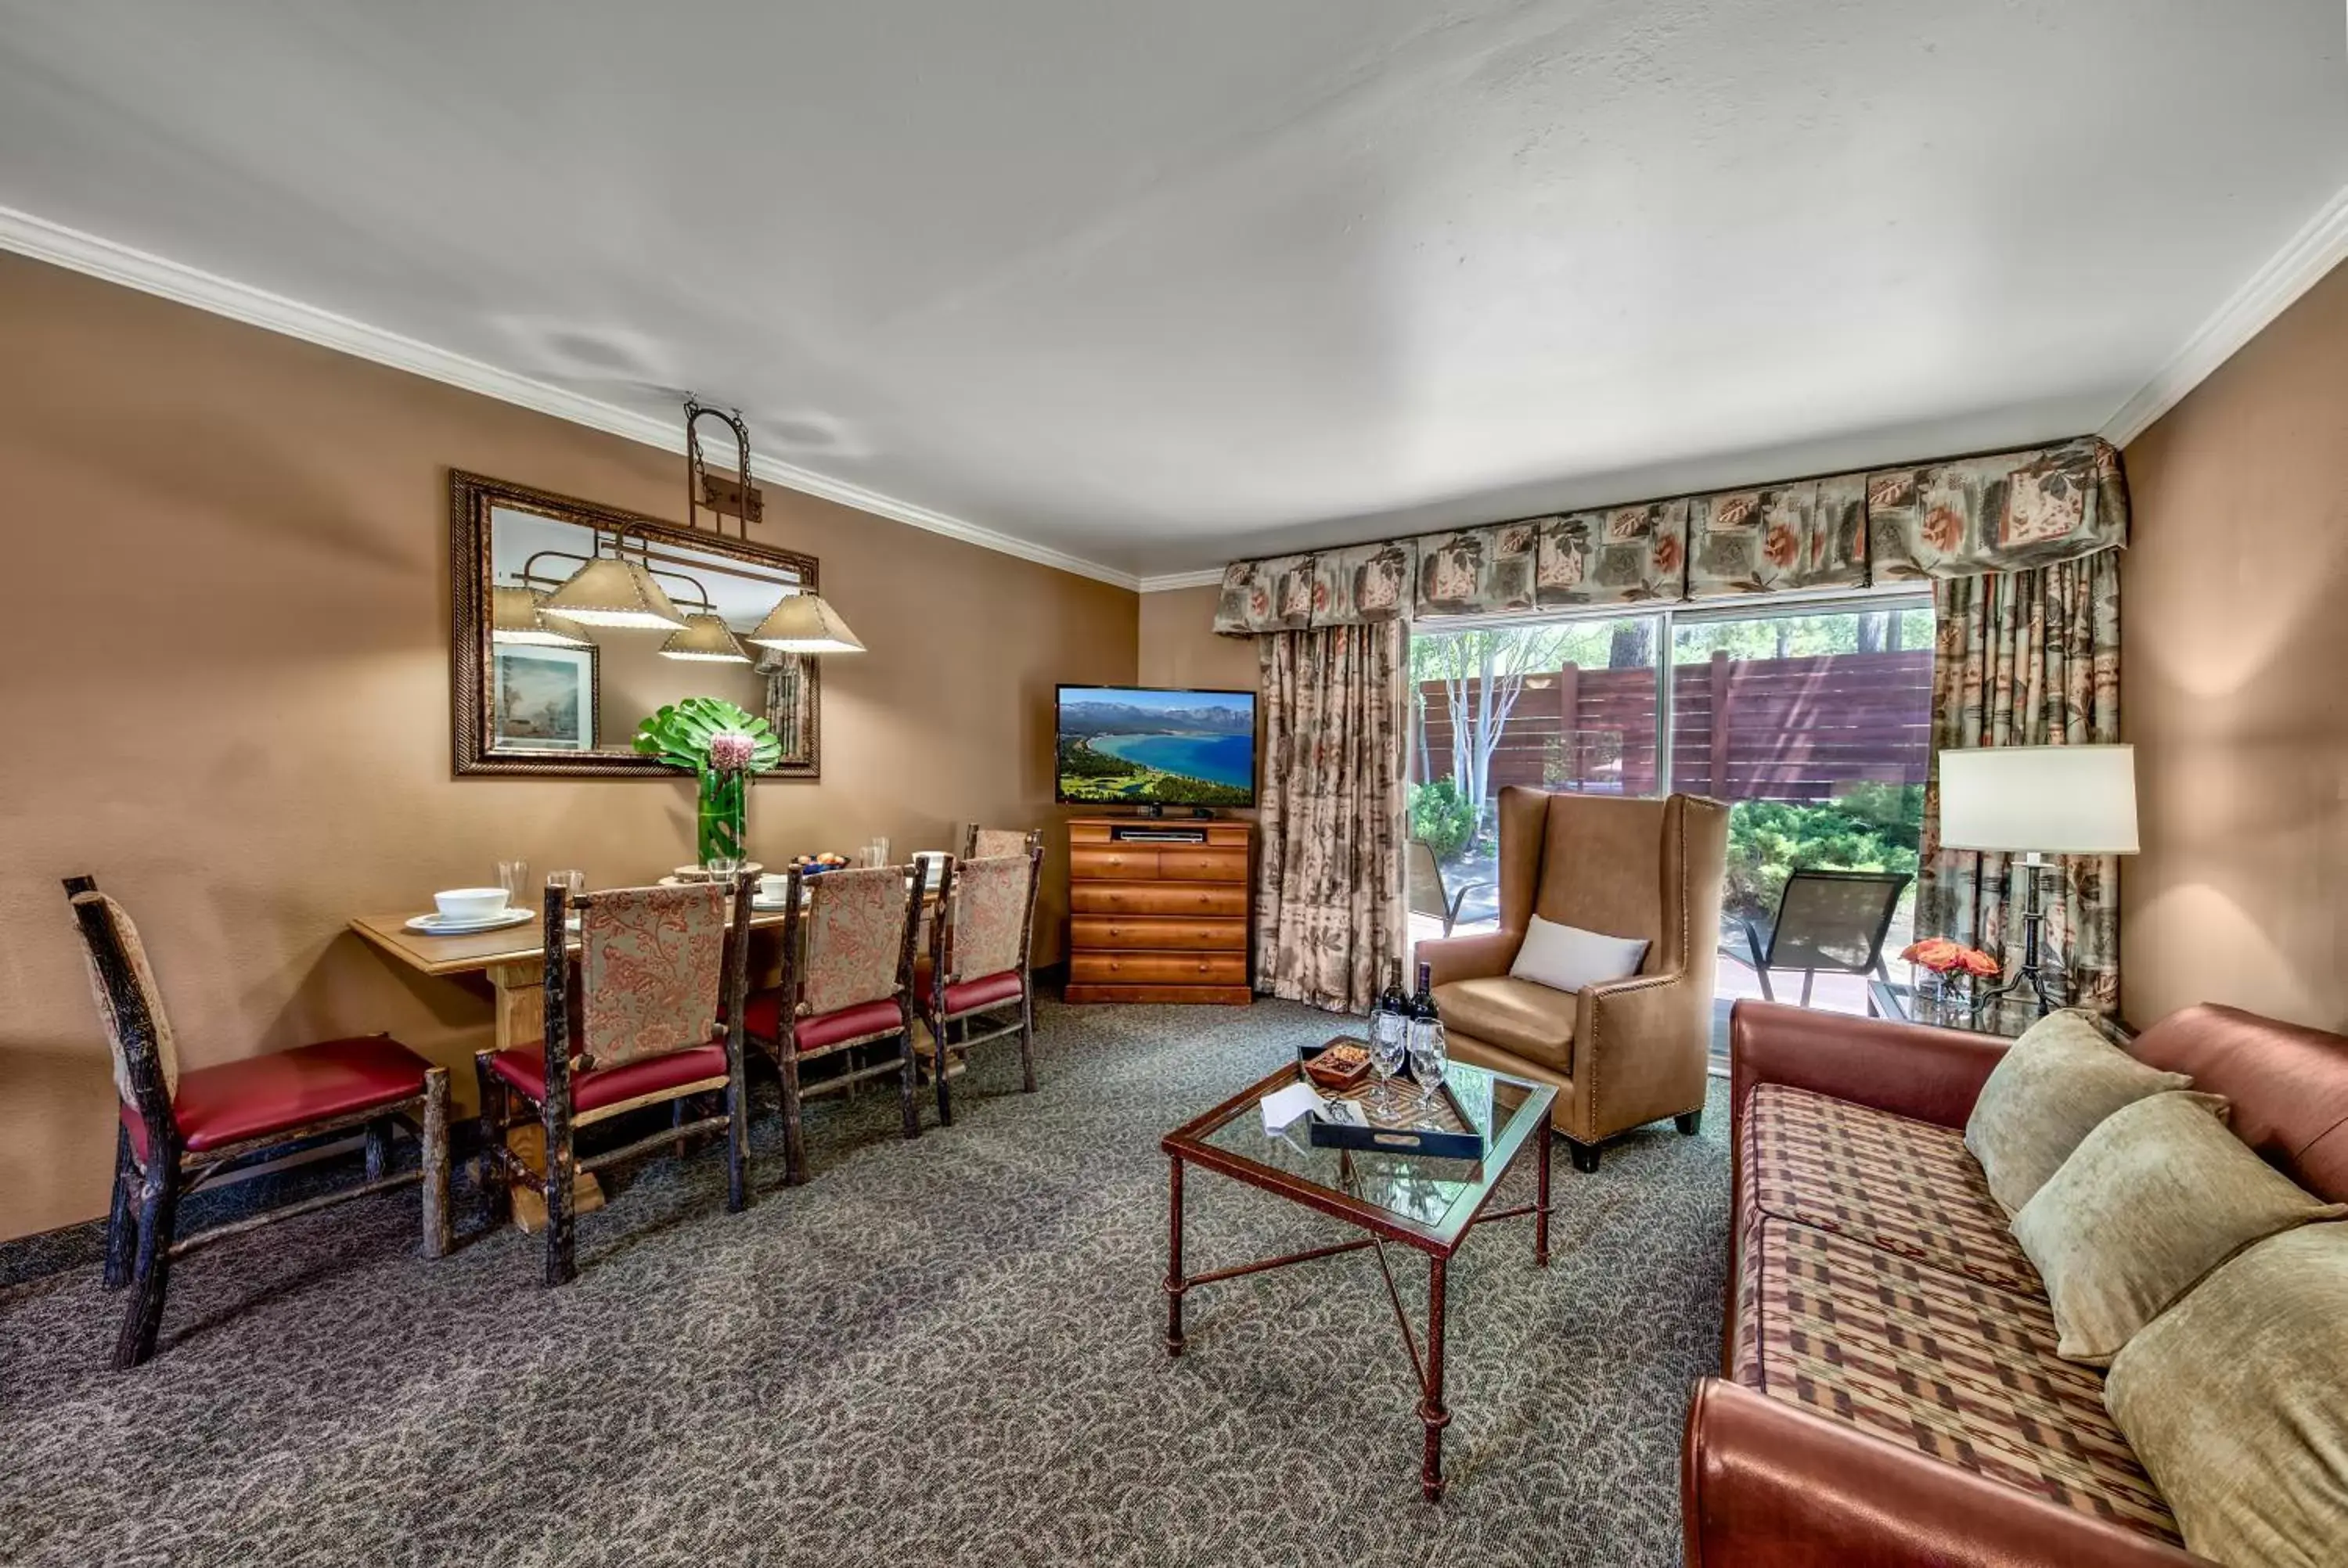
2,1,2344,581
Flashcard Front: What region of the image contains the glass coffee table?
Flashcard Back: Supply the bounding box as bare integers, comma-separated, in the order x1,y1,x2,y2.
1159,1056,1558,1501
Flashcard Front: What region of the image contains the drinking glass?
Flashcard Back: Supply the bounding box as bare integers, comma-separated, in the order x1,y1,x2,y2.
1406,1009,1449,1102
1366,1007,1409,1116
496,860,529,912
866,836,891,869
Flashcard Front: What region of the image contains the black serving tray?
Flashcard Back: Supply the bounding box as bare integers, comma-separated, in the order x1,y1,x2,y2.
1295,1039,1487,1160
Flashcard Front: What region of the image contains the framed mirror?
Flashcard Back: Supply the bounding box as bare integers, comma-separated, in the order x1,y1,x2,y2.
449,470,820,778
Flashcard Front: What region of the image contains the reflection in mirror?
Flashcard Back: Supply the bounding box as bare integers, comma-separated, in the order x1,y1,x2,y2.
452,473,819,777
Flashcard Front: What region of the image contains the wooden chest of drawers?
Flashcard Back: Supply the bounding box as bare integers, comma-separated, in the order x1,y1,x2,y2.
1064,817,1251,1005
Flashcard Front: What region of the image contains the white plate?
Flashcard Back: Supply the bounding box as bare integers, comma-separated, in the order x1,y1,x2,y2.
405,908,535,936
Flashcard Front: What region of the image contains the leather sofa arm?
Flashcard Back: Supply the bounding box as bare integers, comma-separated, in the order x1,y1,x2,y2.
1683,1379,2203,1568
1729,1000,2010,1132
1417,929,1520,988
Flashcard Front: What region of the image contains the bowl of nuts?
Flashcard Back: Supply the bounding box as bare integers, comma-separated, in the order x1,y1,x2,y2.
1302,1038,1372,1090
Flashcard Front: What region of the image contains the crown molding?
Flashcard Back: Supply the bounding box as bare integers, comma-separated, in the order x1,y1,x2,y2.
0,203,1143,591
2101,178,2348,448
1137,568,1228,592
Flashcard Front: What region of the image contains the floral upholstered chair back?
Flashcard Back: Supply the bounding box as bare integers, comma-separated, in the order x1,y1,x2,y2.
965,826,1035,861
577,883,727,1070
947,854,1034,983
67,887,182,1120
798,866,914,1017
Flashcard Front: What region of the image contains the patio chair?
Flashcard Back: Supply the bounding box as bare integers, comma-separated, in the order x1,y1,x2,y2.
1406,839,1493,937
1740,868,1910,1007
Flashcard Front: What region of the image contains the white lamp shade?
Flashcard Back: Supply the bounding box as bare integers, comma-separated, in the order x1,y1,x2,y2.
746,592,865,653
542,556,688,628
658,613,752,663
1938,744,2138,855
491,586,592,647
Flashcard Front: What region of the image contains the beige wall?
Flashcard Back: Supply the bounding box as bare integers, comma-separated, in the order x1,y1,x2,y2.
0,252,1135,1240
1137,584,1258,692
2120,259,2348,1030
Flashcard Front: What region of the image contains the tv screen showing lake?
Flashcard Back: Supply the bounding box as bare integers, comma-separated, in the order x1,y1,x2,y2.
1089,733,1255,789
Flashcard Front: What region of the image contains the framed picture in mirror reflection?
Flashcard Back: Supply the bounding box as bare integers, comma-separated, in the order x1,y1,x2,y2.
493,645,597,751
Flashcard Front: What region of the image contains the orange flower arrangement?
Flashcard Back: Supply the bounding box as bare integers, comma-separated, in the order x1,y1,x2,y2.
1900,937,1999,977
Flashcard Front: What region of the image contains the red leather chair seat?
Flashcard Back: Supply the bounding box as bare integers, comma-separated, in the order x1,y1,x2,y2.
122,1035,432,1161
913,957,1025,1017
741,991,905,1052
489,1042,729,1115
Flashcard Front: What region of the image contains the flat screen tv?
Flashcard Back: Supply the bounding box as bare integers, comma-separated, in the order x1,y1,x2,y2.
1056,685,1257,808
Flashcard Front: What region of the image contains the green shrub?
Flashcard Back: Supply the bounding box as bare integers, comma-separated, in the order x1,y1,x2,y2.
1724,786,1922,924
1408,779,1478,863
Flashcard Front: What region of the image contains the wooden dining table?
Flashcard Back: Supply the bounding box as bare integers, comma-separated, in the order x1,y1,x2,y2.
348,877,942,1056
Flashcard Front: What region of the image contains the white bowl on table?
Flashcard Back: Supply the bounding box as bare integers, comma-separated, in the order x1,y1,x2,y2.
434,887,511,922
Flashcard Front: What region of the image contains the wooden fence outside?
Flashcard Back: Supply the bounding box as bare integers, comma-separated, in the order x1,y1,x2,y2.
1414,648,1932,804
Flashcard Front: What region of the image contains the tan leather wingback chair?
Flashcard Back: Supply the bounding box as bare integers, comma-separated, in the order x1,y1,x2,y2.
1417,787,1729,1172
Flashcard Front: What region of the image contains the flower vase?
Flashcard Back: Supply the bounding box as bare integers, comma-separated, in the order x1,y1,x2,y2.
1914,969,1972,1028
697,766,748,868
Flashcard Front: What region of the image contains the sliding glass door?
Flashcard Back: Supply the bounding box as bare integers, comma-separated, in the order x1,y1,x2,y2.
1406,593,1932,1004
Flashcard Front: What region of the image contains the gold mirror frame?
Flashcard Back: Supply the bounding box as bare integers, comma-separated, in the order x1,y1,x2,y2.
449,469,821,779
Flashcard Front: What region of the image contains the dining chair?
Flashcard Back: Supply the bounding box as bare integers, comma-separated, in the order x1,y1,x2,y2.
743,864,924,1185
916,841,1045,1126
474,875,754,1286
1739,867,1911,1007
63,876,450,1369
963,825,1041,861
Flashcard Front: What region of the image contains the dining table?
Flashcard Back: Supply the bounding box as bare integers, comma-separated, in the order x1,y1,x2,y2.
350,873,944,1226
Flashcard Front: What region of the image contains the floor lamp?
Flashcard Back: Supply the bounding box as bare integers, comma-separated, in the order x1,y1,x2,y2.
1936,744,2138,1018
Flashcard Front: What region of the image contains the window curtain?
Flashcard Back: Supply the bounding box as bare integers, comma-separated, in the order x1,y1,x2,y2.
1255,621,1409,1012
1916,548,2123,1030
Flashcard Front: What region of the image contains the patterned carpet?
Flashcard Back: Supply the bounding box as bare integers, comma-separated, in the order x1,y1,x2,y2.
0,1000,1730,1567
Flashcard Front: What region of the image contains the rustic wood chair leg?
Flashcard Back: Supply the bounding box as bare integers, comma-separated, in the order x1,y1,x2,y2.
113,1162,181,1370
780,1054,808,1187
420,1067,451,1259
935,1015,956,1129
896,1030,920,1140
364,1117,394,1180
725,1053,750,1214
542,1095,576,1287
473,1054,510,1228
672,1097,691,1159
1017,993,1038,1095
103,1123,138,1292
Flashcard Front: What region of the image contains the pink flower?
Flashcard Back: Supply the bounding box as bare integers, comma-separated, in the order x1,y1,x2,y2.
707,731,756,773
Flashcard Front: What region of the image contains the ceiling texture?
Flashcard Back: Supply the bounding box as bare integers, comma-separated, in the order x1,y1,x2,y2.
2,0,2343,584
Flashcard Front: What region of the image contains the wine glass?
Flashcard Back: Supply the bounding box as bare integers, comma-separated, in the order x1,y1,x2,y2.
1367,1007,1408,1117
1406,1007,1449,1105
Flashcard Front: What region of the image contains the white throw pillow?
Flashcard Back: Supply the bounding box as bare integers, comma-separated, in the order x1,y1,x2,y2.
1509,915,1648,994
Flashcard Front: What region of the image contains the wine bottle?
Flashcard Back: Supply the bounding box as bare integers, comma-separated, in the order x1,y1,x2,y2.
1405,960,1446,1090
1379,960,1409,1024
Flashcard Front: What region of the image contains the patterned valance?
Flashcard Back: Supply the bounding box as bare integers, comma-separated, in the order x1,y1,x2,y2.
1212,436,2127,634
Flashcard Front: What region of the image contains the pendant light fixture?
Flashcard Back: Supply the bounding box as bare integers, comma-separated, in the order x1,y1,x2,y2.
684,398,865,656
745,591,866,653
492,585,593,647
540,545,689,629
658,612,754,663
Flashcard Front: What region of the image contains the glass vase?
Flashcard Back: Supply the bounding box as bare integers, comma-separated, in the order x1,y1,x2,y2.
697,766,748,869
1914,968,1972,1028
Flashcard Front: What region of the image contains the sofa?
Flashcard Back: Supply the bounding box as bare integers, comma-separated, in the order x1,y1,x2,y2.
1417,786,1729,1171
1683,999,2348,1566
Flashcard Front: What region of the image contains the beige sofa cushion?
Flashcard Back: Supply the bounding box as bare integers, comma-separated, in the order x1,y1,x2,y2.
2013,1091,2346,1365
1965,1010,2192,1214
1433,976,1573,1073
2105,1223,2348,1568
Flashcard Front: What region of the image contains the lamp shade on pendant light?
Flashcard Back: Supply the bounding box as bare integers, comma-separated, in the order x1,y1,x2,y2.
492,585,592,647
542,555,688,628
746,592,865,653
658,612,753,663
